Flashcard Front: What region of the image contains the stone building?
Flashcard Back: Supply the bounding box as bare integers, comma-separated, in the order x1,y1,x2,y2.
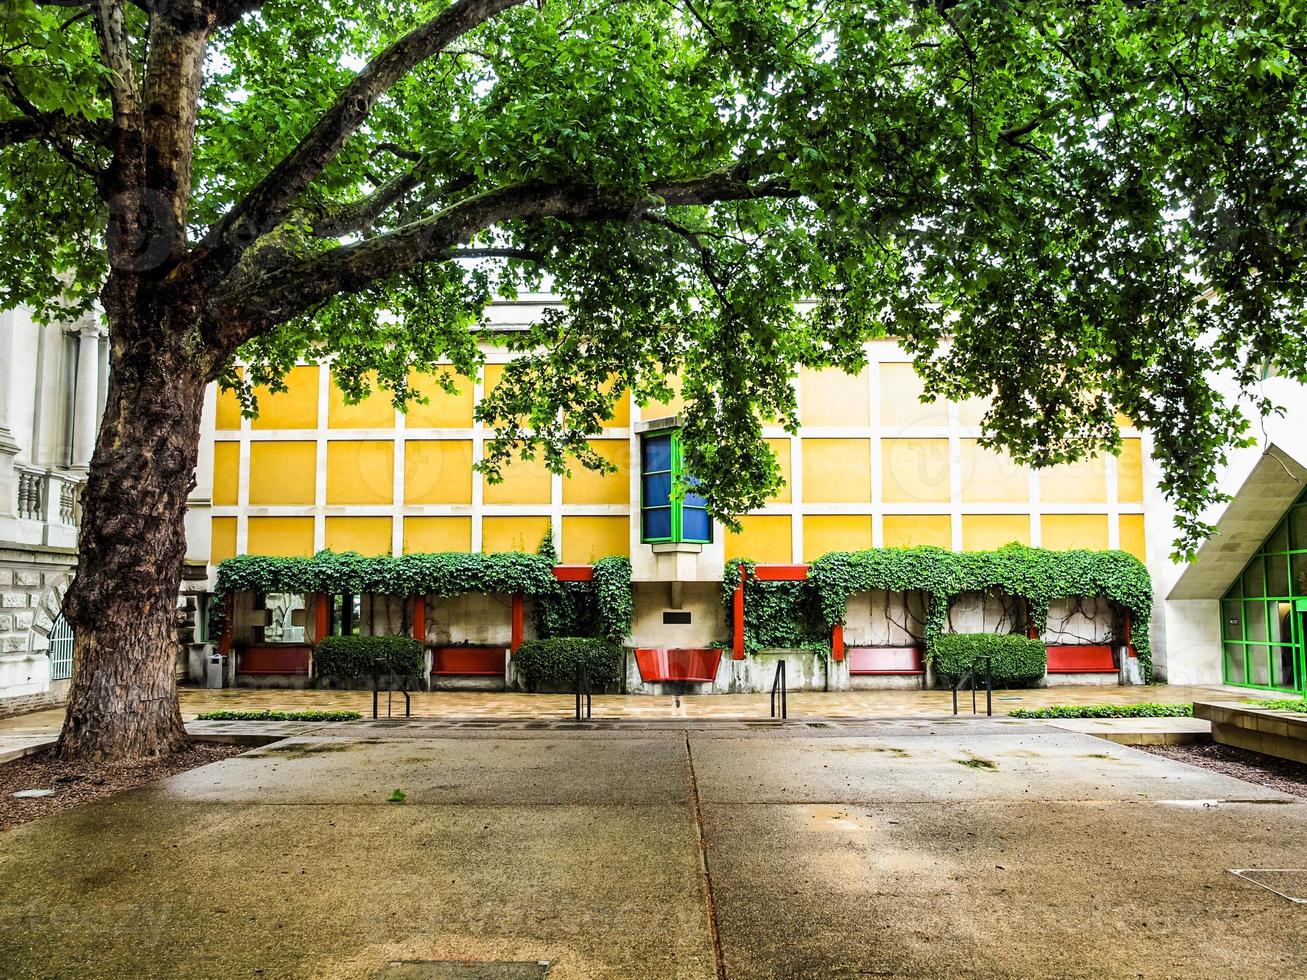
0,305,106,717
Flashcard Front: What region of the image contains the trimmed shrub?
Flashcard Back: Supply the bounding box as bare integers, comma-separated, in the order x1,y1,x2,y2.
513,637,624,691
1008,703,1191,719
314,635,424,680
931,633,1047,685
196,709,362,722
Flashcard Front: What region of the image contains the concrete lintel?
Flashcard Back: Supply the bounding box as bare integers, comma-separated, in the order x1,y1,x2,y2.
1168,445,1307,600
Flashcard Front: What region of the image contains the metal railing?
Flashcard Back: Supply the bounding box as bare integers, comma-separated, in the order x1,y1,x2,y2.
574,663,592,720
951,655,993,716
371,662,413,719
770,659,787,719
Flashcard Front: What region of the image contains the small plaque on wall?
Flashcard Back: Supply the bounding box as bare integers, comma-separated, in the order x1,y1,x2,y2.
662,610,692,625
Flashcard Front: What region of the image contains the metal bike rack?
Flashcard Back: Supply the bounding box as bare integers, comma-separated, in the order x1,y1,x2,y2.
951,655,993,716
574,663,592,720
770,659,787,720
372,661,412,720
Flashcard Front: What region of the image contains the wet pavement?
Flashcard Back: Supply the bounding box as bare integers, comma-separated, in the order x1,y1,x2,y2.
2,718,1305,978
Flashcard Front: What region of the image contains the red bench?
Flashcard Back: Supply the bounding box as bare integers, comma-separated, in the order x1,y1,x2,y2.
847,646,925,676
1046,644,1118,674
238,645,311,675
431,645,505,676
635,648,722,683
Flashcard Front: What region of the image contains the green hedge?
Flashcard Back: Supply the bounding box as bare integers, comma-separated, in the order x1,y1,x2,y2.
1008,703,1192,719
512,637,624,691
1253,698,1307,713
931,633,1047,685
314,635,425,679
196,709,362,722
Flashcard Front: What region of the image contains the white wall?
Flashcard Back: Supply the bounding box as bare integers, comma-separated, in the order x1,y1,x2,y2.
843,589,926,646
630,581,724,648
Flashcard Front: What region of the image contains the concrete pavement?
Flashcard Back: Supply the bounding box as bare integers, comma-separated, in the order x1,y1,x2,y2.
2,719,1304,978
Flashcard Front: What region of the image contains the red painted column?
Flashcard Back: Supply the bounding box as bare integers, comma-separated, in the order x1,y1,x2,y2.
831,623,845,662
411,595,425,643
732,565,746,660
313,592,330,643
218,594,234,655
510,593,524,654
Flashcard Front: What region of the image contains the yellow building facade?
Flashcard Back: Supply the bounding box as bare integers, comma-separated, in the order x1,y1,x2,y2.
205,339,1148,571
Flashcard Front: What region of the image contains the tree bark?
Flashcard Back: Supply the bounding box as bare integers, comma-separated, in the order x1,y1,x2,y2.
54,288,210,761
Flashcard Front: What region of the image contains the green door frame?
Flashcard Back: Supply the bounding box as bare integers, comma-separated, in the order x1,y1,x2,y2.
1220,492,1307,696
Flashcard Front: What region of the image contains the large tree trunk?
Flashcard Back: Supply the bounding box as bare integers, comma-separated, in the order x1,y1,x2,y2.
54,291,210,762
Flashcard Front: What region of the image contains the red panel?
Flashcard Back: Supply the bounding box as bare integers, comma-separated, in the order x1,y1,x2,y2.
847,646,924,676
552,565,595,582
753,564,809,581
831,623,845,662
635,648,722,683
431,646,505,676
238,645,311,675
1046,645,1118,673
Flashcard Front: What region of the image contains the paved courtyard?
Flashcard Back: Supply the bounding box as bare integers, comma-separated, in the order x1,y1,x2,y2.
2,714,1305,978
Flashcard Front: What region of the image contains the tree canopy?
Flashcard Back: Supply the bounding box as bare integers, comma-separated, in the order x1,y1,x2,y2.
4,0,1305,556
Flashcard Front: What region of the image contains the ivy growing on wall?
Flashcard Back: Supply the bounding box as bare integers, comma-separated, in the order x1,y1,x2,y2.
723,545,1154,680
214,550,634,643
592,557,635,641
216,551,558,605
536,556,634,643
719,560,832,657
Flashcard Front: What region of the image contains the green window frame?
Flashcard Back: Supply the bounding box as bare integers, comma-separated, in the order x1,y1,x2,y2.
1220,488,1307,695
640,430,712,545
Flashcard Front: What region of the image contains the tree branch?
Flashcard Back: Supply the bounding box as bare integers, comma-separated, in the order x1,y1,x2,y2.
312,163,426,239
210,168,797,344
0,66,108,181
214,0,265,27
375,141,424,162
449,247,546,262
0,115,45,148
92,0,140,125
199,0,532,271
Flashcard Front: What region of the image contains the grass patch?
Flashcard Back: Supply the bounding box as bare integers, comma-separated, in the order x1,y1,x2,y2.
196,709,363,722
388,789,407,804
957,757,998,770
1252,698,1307,713
1007,703,1192,719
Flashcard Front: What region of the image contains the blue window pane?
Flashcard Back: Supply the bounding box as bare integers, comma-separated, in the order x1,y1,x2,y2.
642,434,673,472
643,507,672,540
682,507,711,542
642,473,672,507
683,489,708,509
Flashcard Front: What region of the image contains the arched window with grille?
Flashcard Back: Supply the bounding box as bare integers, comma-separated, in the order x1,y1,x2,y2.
48,613,74,681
